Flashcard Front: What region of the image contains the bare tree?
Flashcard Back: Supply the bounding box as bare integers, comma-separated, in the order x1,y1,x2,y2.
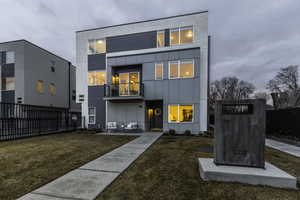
267,65,300,108
210,76,255,109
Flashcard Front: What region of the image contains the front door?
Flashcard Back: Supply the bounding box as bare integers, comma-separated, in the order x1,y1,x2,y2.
146,101,163,131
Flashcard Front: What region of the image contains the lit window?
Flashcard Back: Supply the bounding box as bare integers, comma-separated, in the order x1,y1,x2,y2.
49,83,56,96
6,51,15,64
169,60,194,79
170,26,193,46
180,60,194,78
88,107,96,124
157,30,165,47
180,26,193,44
169,61,179,79
88,39,106,55
88,71,106,86
155,63,163,80
1,78,15,91
36,80,44,93
168,105,193,123
170,28,180,45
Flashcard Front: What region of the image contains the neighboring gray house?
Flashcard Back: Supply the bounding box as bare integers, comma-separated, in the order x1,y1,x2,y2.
76,11,210,133
0,40,79,112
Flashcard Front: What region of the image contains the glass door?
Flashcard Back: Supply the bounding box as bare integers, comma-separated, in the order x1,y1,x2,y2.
119,72,140,96
119,73,129,96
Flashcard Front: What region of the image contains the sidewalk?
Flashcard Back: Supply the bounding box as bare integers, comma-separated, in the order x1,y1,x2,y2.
19,132,163,200
266,139,300,158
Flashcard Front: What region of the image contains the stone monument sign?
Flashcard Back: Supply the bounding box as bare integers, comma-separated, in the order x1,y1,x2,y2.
214,99,266,168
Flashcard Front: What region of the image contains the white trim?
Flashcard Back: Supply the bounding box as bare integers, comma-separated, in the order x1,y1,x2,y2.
155,63,164,80
168,104,194,123
168,60,194,79
170,26,193,46
156,30,165,48
88,107,96,125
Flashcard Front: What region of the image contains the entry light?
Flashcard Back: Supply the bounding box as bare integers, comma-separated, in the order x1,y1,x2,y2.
97,40,103,44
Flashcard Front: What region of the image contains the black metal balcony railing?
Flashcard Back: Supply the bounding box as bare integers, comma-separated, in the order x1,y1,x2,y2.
104,83,144,98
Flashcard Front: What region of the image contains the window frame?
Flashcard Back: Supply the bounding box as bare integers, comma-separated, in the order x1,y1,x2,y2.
36,80,45,94
5,51,15,64
88,70,106,86
168,104,194,123
155,63,164,80
168,59,194,79
169,26,194,46
49,83,56,96
1,77,15,91
87,38,106,55
156,30,165,48
88,107,96,125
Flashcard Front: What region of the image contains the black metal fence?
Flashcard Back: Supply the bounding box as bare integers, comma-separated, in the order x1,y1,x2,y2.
266,108,300,140
0,103,82,141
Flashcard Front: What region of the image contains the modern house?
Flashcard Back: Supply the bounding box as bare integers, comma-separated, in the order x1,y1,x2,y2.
0,40,79,112
76,11,210,133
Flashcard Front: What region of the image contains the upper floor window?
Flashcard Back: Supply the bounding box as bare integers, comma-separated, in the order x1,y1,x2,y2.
88,39,106,55
5,51,15,64
36,80,44,93
1,77,15,91
155,63,163,80
170,26,193,46
49,83,56,96
88,70,106,86
157,30,165,47
169,59,194,79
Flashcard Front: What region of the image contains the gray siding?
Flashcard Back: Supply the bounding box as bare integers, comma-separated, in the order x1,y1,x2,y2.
1,91,15,103
107,31,156,53
88,54,106,71
1,64,14,77
88,86,106,128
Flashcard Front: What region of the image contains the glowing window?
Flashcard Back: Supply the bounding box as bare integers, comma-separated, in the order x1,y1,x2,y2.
169,61,179,79
88,39,106,54
155,63,163,80
36,80,44,93
1,78,15,91
88,71,106,86
170,28,180,45
180,60,194,78
49,83,56,96
168,105,193,123
180,26,193,44
157,30,165,47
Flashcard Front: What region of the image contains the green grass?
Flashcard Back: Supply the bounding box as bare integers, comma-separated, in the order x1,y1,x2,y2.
0,132,135,200
97,136,300,200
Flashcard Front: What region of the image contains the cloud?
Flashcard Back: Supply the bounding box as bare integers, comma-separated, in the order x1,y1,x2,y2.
0,0,299,90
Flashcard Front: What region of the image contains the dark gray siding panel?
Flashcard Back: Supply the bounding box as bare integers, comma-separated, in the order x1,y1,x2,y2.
1,91,15,103
1,64,14,77
88,53,106,71
107,31,156,53
165,29,170,47
88,86,106,129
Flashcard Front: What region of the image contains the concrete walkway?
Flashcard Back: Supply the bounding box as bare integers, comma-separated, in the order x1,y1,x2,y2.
19,132,163,200
266,139,300,158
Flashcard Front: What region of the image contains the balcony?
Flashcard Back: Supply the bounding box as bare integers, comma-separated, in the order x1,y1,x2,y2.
103,83,144,101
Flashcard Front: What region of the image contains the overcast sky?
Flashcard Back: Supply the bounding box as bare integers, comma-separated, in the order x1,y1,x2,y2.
1,0,299,90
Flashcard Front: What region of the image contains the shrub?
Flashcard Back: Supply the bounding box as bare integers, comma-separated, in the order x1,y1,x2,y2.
169,129,176,135
184,130,192,136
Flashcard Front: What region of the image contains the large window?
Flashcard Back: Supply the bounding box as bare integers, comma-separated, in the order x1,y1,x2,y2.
169,59,194,79
119,72,140,96
88,107,96,124
88,70,106,86
36,80,44,93
1,78,15,91
88,39,106,55
155,63,163,80
168,105,193,123
157,30,165,47
49,83,56,96
170,26,193,46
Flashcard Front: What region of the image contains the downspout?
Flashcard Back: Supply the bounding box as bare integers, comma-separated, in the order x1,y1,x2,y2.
207,35,211,130
68,62,71,111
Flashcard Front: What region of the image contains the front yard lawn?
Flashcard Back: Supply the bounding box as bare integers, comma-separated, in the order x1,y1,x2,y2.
0,132,135,200
97,136,300,200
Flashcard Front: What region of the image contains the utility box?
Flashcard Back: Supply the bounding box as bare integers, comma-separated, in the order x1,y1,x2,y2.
214,99,266,168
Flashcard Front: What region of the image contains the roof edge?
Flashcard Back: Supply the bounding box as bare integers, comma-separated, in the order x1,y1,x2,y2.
76,10,208,33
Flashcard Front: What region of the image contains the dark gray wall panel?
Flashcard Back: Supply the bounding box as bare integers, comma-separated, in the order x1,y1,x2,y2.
88,53,106,71
107,31,156,53
88,86,106,129
1,64,14,77
1,91,15,103
165,29,170,47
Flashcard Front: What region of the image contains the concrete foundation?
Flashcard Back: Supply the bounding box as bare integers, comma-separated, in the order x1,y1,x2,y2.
199,158,297,189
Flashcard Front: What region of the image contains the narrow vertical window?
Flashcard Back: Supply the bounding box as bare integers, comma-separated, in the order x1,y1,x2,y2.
88,39,96,55
157,30,165,47
88,107,96,124
36,80,44,94
180,26,193,44
170,28,180,45
169,61,179,79
168,105,179,122
155,63,163,80
49,83,56,96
